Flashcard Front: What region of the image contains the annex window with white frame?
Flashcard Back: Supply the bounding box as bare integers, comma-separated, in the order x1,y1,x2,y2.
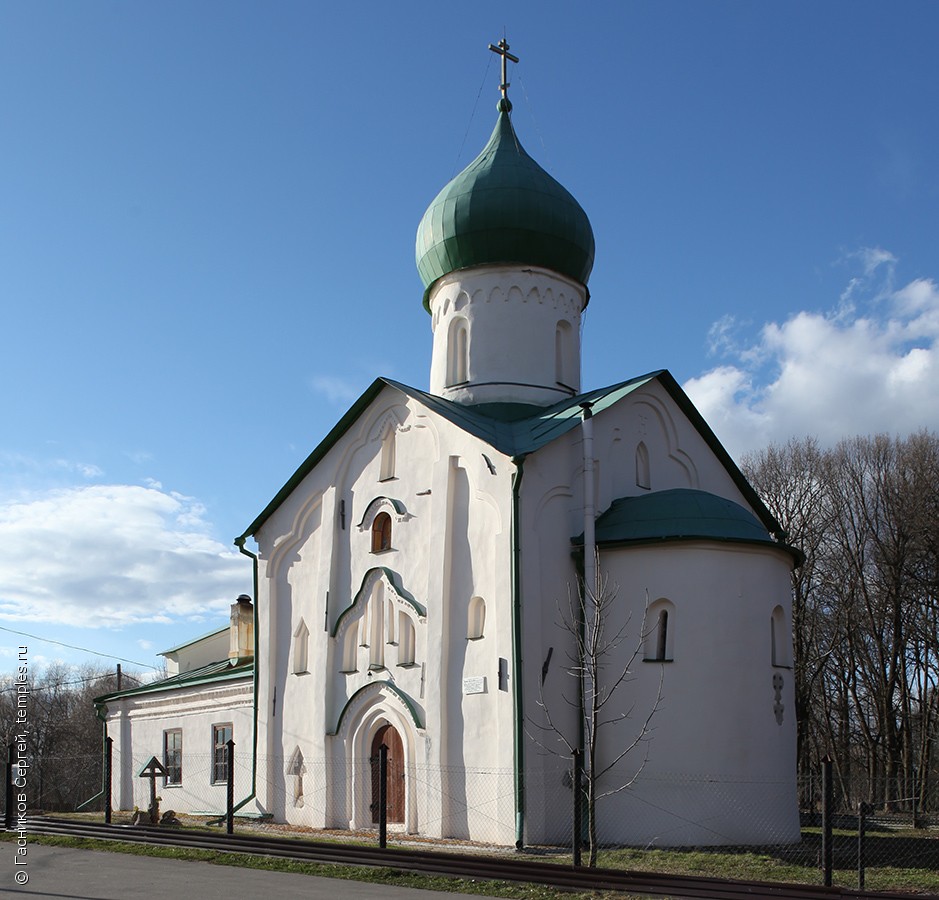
163,729,182,786
212,723,232,784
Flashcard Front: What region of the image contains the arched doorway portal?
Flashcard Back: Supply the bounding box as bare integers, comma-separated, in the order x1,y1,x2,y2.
370,723,405,824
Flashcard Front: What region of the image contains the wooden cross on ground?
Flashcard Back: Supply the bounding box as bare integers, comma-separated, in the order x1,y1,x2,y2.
138,755,167,824
488,37,519,103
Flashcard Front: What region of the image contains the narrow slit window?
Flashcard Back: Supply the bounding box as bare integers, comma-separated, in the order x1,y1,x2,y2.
636,441,650,490
369,583,384,668
293,619,310,674
555,320,575,386
655,610,668,660
379,426,396,481
447,318,468,385
771,605,790,666
341,622,358,672
467,596,486,640
644,599,674,662
398,612,416,666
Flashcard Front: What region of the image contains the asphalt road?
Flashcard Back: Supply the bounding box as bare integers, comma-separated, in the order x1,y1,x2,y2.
0,843,505,899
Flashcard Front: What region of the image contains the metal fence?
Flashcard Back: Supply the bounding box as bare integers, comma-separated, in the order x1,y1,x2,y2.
4,743,938,894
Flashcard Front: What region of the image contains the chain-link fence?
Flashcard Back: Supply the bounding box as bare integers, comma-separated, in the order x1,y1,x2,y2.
4,745,938,894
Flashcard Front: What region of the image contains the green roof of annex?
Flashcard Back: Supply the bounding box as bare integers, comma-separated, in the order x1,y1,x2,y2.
415,98,595,310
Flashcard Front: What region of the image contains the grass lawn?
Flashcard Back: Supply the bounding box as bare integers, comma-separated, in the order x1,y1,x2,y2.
16,815,939,896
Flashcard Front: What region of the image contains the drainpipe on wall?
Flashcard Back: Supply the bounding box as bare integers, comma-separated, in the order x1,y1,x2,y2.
579,402,596,806
579,402,597,601
206,536,260,823
76,706,109,812
510,454,527,849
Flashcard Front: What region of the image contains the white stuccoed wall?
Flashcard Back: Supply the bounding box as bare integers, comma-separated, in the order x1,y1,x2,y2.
517,384,799,846
254,385,518,840
106,679,253,814
427,265,587,407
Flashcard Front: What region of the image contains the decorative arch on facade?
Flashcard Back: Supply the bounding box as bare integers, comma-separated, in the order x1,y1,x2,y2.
357,496,411,531
329,395,411,508
328,681,423,832
631,395,699,489
267,493,324,573
644,597,676,662
333,569,426,674
333,568,426,637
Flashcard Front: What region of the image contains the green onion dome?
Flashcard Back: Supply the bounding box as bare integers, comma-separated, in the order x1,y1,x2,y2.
416,99,595,311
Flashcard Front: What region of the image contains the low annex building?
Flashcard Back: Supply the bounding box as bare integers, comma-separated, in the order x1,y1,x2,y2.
97,51,801,847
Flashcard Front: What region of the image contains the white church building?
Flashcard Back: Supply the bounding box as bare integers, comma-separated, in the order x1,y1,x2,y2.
97,53,801,848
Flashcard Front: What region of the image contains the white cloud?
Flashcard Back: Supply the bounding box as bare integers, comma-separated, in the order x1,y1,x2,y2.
309,374,365,406
686,253,939,458
0,484,250,629
0,453,103,481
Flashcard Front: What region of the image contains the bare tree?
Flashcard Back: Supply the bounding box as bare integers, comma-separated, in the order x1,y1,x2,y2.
744,432,939,818
531,563,663,866
0,664,133,812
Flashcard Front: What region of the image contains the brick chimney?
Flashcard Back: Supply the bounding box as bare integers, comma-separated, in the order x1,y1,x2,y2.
229,594,254,662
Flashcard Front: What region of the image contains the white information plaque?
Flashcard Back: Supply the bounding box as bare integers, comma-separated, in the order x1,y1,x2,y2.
462,676,486,695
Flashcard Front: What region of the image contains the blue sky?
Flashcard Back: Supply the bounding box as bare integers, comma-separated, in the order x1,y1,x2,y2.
3,1,938,676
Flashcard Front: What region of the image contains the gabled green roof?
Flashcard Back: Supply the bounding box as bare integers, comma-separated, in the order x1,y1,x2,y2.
160,626,227,657
574,488,789,553
95,658,253,704
237,371,786,545
415,103,595,309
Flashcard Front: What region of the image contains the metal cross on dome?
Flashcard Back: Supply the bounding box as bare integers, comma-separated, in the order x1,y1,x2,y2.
488,37,519,103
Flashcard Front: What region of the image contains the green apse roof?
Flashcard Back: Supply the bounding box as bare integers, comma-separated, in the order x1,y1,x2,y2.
415,100,595,310
574,489,784,551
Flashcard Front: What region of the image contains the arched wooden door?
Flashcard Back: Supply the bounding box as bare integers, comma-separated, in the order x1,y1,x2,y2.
370,723,405,824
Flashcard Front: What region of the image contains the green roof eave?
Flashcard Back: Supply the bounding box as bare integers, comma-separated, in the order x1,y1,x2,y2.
328,680,424,736
650,371,787,542
332,567,426,638
238,374,665,542
237,378,392,542
94,658,254,704
570,488,800,565
160,625,227,657
236,370,787,559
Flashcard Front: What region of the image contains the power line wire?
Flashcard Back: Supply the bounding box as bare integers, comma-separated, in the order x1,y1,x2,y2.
0,625,160,669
